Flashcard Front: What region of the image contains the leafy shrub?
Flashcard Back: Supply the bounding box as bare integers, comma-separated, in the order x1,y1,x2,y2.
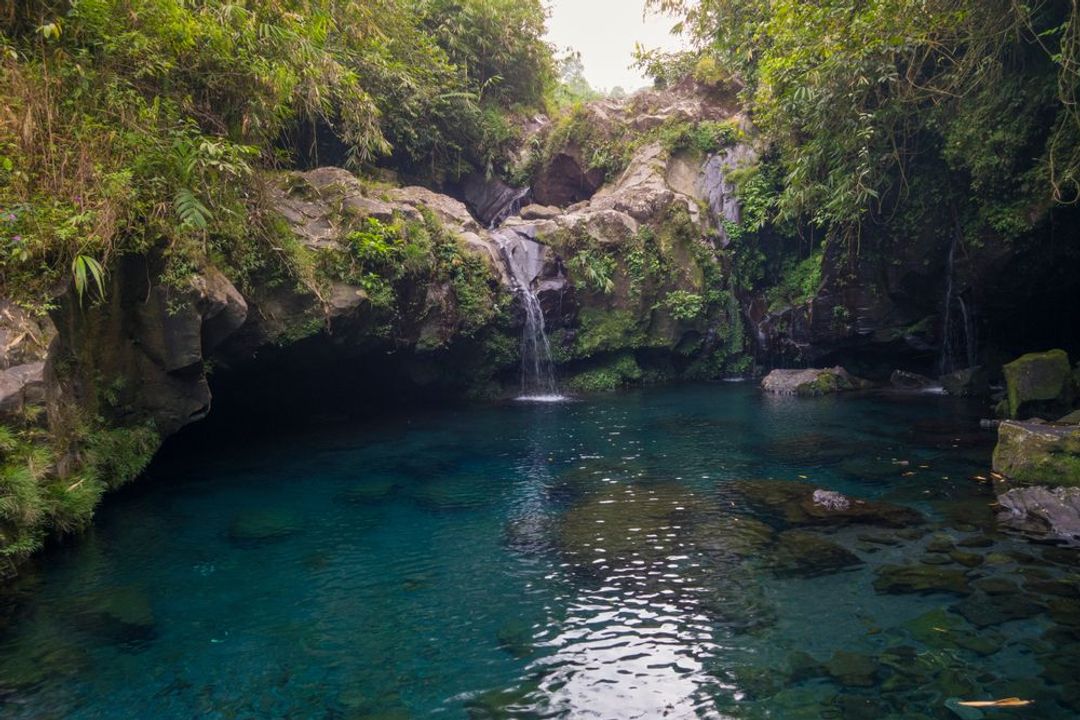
659,119,739,155
569,251,617,294
658,291,706,321
766,250,824,311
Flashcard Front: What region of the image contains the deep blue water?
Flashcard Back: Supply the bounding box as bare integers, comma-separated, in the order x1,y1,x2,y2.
1,383,1078,719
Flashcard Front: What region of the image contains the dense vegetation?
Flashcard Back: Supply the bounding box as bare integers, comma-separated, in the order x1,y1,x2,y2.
0,0,554,312
645,0,1080,246
0,0,556,571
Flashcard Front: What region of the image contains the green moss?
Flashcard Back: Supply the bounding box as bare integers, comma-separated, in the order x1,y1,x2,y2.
1002,349,1073,419
566,354,643,393
573,308,646,357
993,421,1080,486
276,313,327,346
765,249,823,311
313,207,501,340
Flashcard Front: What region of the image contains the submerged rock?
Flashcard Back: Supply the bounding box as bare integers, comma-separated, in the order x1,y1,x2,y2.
340,478,397,505
690,513,775,560
997,486,1080,541
825,650,880,688
761,367,871,396
873,564,972,596
228,509,300,545
1001,349,1074,419
74,586,157,646
904,608,1005,656
768,530,863,578
496,618,534,659
992,421,1080,487
732,480,924,528
953,591,1044,628
694,572,777,634
556,484,692,563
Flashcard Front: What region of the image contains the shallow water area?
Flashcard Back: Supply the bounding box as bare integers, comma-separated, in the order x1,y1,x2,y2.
1,383,1078,719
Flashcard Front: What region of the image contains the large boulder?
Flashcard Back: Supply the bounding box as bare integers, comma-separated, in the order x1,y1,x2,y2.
760,367,870,396
998,486,1080,541
0,361,46,420
0,300,55,425
992,420,1080,487
1001,349,1074,419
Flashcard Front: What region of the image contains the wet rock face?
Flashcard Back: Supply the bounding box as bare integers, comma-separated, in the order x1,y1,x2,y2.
532,149,606,207
699,145,757,246
459,173,530,228
760,367,870,396
50,256,249,437
998,486,1080,540
993,421,1080,487
1001,349,1074,419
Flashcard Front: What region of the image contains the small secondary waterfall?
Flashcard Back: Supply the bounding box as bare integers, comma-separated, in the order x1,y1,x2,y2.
487,186,530,229
938,223,977,375
492,229,561,398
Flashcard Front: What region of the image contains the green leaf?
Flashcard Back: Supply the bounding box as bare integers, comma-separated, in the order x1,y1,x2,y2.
72,254,106,305
174,188,210,230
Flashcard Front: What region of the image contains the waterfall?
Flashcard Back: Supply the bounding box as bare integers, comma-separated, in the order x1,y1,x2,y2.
488,186,530,229
938,223,977,375
492,228,562,400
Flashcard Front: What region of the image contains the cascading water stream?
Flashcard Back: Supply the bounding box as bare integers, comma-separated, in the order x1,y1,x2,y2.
938,220,977,375
492,229,563,400
488,186,531,229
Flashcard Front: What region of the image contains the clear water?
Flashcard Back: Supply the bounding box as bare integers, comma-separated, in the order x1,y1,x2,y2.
1,384,1078,719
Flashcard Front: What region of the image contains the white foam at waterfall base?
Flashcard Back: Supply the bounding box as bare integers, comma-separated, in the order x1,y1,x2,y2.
514,394,571,403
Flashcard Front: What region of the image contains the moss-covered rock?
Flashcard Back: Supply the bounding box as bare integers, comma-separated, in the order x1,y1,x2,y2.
1001,349,1074,419
760,367,870,396
565,353,643,393
992,420,1080,486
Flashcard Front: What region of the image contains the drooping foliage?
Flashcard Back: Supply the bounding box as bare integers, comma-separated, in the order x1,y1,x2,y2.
0,0,554,310
644,0,1080,244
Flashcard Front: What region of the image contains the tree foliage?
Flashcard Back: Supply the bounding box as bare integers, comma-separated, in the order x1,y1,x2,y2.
646,0,1080,243
0,0,554,308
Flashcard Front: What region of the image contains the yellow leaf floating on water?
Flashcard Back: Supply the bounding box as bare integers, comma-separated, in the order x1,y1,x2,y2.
957,698,1034,708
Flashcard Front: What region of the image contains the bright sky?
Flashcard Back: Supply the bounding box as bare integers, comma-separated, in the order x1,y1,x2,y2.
544,0,687,93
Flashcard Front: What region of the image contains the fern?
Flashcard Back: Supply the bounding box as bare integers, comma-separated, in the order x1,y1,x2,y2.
174,188,210,230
